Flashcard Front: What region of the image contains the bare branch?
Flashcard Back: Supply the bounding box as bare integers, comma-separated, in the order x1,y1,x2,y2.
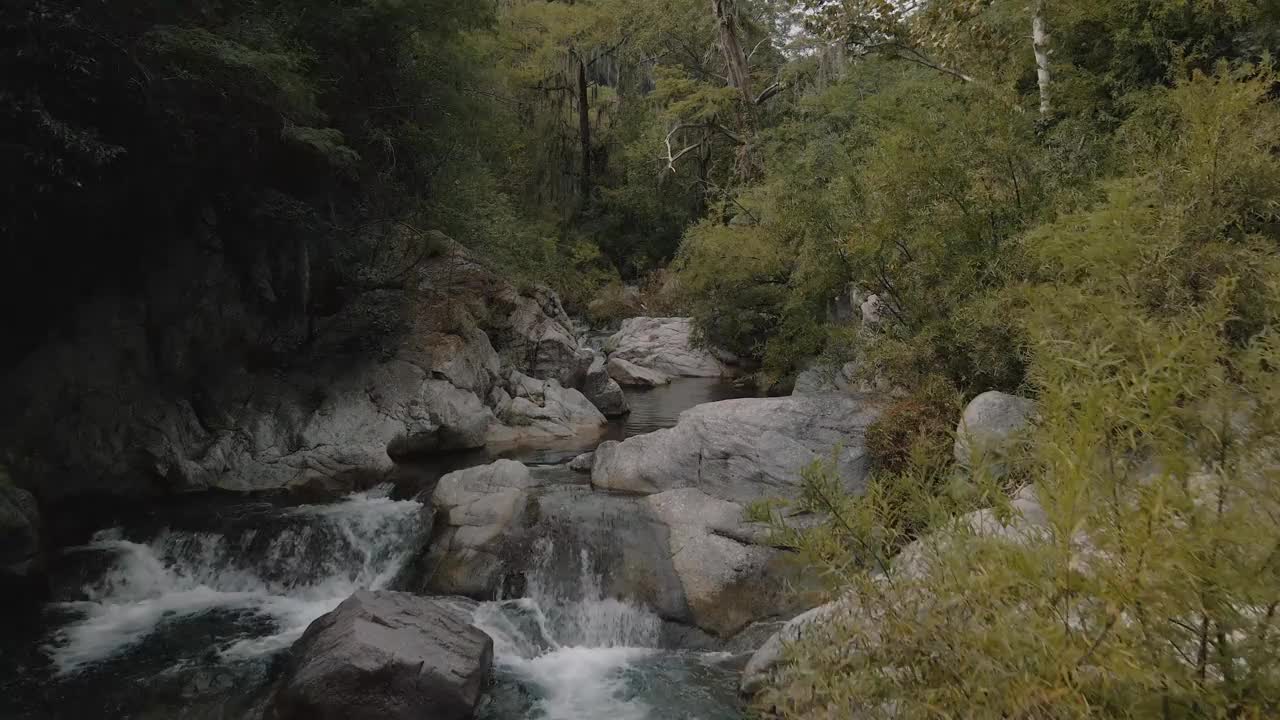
755,81,783,105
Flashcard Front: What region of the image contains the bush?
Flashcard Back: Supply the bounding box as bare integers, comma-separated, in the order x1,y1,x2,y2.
754,63,1280,720
864,379,961,474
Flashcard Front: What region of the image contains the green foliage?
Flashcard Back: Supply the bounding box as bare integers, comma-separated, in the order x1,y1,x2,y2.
674,220,792,358
1,0,497,354
754,54,1280,719
864,380,961,474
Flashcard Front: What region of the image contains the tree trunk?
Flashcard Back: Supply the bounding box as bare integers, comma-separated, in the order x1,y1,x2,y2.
575,52,592,203
711,0,753,105
1032,0,1052,119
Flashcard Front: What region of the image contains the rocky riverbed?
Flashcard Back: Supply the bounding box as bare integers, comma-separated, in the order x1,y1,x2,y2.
0,243,887,719
1,362,876,719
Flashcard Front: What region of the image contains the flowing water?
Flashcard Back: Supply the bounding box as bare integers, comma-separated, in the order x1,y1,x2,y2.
0,377,755,719
474,538,741,720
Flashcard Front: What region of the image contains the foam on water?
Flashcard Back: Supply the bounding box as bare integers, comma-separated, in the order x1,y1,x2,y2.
45,487,424,675
472,537,666,719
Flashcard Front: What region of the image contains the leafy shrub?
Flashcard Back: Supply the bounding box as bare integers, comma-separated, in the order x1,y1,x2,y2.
754,62,1280,720
864,379,961,474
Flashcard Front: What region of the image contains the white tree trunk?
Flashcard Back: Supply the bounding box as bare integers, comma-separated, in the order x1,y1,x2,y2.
711,0,753,104
1032,0,1052,118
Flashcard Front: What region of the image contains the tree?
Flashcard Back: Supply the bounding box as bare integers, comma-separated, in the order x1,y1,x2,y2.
1032,0,1051,118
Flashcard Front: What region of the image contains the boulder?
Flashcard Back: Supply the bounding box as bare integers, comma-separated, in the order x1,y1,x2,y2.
580,351,629,417
591,394,881,504
607,357,671,387
515,485,690,622
792,362,860,396
740,599,852,695
0,484,42,582
861,293,888,326
272,591,492,720
827,283,866,325
422,460,541,597
568,452,594,473
486,372,607,447
953,391,1036,466
606,317,724,378
647,488,807,637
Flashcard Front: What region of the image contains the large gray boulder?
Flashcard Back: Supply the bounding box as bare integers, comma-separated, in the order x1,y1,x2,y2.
155,361,499,494
607,357,671,387
580,351,629,417
421,461,815,637
486,372,607,447
0,484,42,582
272,591,492,720
606,317,724,378
423,460,541,597
591,394,881,504
647,488,807,637
954,391,1036,466
861,293,888,326
500,287,582,387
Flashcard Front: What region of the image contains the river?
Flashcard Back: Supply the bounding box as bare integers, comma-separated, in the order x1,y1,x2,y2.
0,378,754,719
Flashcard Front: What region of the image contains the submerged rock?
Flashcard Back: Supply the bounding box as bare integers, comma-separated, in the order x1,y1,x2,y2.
591,394,881,504
606,317,725,378
607,357,671,387
271,590,491,720
953,390,1036,466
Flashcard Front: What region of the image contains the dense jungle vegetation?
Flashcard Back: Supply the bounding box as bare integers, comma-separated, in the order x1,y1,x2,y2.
7,0,1280,716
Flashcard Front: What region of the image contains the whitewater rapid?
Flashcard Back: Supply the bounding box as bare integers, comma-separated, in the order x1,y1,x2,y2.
45,487,424,674
472,537,739,720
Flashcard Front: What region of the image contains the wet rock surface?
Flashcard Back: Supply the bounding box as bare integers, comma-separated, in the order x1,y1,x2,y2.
271,591,492,720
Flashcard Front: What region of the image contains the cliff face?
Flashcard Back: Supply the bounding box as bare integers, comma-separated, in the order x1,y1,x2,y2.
1,221,602,509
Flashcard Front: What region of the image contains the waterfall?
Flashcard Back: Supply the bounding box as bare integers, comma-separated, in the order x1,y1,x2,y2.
472,536,664,720
45,487,426,675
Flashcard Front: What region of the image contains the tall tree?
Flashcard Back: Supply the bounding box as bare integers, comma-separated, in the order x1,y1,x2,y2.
1031,0,1051,118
